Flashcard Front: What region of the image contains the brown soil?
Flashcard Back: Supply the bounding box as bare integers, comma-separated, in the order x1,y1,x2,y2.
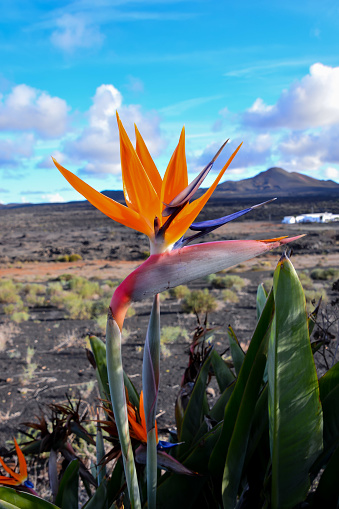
1,201,339,455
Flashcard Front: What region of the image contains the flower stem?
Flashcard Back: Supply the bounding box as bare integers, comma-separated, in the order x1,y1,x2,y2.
143,294,160,509
106,309,141,509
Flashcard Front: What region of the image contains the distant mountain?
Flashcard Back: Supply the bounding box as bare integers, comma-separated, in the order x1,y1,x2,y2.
211,167,339,198
1,168,338,211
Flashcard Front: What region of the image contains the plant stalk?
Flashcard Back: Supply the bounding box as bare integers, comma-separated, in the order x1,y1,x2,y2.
106,309,141,509
143,294,160,509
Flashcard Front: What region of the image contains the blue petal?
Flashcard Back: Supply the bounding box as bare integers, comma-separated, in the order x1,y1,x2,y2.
157,440,183,450
191,199,276,231
174,198,276,249
24,480,34,489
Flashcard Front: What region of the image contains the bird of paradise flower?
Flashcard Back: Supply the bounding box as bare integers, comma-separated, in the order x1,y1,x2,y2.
53,113,302,509
0,438,37,495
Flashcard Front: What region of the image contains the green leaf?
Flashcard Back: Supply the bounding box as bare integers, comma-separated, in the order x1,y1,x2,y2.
310,443,339,508
90,336,110,401
55,459,79,509
268,254,323,509
0,487,60,509
90,335,139,409
106,459,124,507
96,421,106,486
227,326,245,376
256,283,268,320
156,421,223,509
222,312,271,508
209,290,274,476
83,479,108,509
313,361,339,468
210,349,235,393
177,349,213,458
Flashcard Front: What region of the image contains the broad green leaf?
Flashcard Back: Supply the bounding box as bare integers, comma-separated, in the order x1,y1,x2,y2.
90,336,110,400
222,315,271,508
310,443,339,508
106,460,124,507
0,500,17,509
256,283,268,320
209,290,274,475
55,460,79,509
90,335,139,409
210,349,235,393
96,421,106,486
268,254,323,509
156,421,223,509
227,326,245,376
0,487,60,509
83,479,107,509
177,349,213,458
316,362,339,462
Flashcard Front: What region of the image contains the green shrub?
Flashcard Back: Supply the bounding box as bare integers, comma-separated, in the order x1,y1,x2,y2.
310,267,339,280
68,276,100,298
169,285,190,299
50,292,93,319
126,306,136,317
22,283,45,295
208,274,246,291
222,289,239,303
11,311,29,323
46,282,64,296
182,289,217,314
159,291,170,302
0,280,20,304
68,253,83,262
26,294,46,307
297,271,313,289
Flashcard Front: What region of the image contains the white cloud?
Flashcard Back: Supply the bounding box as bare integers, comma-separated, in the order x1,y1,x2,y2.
0,85,69,138
65,84,165,176
189,134,273,175
41,192,65,203
0,135,35,168
277,126,339,171
38,150,66,169
324,167,339,180
243,63,339,130
50,14,104,52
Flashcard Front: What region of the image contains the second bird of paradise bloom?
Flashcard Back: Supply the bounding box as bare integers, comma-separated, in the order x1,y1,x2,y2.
0,438,37,495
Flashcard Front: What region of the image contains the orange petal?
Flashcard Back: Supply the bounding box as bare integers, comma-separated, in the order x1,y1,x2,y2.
14,438,27,481
165,143,242,245
0,476,20,485
52,158,152,237
117,115,160,223
0,451,21,482
135,125,162,196
161,127,188,209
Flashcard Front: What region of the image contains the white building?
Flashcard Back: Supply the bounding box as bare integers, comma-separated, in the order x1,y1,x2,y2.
282,212,339,224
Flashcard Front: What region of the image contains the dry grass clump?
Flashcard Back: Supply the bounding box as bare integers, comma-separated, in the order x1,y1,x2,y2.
0,280,20,304
208,274,246,291
56,253,83,262
160,326,189,357
310,267,339,281
169,285,190,299
0,322,20,351
182,289,217,314
222,289,239,303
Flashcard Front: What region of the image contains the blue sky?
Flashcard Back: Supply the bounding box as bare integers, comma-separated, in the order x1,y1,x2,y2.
1,0,339,204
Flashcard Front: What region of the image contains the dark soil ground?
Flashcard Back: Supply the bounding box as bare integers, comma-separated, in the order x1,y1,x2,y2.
0,198,339,493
